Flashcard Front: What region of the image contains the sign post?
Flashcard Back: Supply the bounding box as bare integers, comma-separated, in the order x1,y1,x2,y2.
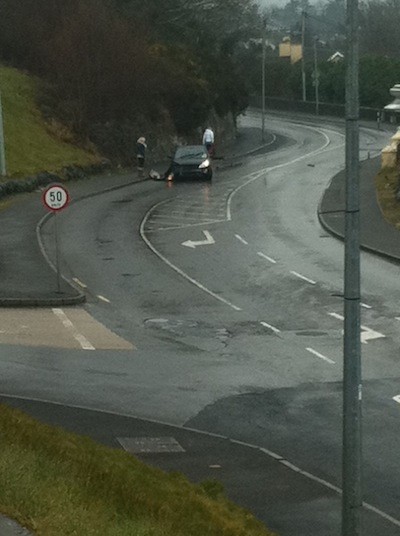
42,184,70,292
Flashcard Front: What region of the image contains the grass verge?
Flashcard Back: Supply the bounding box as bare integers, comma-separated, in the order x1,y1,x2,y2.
0,64,101,177
0,404,276,536
374,167,400,229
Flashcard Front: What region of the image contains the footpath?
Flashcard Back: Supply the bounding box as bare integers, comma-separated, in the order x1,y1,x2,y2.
0,119,399,536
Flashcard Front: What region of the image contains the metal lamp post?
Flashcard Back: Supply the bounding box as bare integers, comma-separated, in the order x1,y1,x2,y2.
342,0,362,532
0,92,6,176
261,18,267,142
313,37,320,115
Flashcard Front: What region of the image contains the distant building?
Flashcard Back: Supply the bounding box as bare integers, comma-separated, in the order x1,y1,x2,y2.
327,51,344,63
279,37,302,64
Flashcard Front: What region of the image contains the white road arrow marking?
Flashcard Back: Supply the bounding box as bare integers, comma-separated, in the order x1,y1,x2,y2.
182,230,215,248
393,395,400,404
328,312,385,344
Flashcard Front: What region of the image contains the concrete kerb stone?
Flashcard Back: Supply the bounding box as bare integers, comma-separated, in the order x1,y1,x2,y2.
317,181,400,266
3,134,272,308
32,175,152,308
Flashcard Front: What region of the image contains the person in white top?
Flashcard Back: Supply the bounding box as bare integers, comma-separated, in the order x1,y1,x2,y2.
202,127,215,156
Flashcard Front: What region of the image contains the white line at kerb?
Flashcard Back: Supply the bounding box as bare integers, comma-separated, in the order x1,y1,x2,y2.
73,277,87,289
290,271,316,285
260,321,281,334
1,391,400,529
306,347,335,364
52,308,95,350
140,200,242,312
235,234,248,245
257,252,277,264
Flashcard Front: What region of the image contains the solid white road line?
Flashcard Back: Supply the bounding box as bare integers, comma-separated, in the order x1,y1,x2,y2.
52,308,95,351
260,321,281,334
140,202,242,312
290,271,316,285
234,234,248,245
306,347,335,364
2,391,399,529
73,277,87,289
257,251,277,264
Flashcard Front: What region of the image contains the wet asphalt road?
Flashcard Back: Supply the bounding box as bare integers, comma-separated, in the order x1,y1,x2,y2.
1,112,399,535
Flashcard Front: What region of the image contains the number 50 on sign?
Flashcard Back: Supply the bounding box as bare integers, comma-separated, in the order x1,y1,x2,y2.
42,184,70,211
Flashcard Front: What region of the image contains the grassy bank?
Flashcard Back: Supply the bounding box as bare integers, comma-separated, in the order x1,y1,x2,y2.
0,65,100,178
0,404,276,536
374,168,400,228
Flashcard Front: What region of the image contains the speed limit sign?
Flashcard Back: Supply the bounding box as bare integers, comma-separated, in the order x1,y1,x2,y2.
42,184,70,211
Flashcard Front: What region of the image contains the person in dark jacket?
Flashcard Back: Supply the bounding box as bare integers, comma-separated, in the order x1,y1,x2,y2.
136,136,147,173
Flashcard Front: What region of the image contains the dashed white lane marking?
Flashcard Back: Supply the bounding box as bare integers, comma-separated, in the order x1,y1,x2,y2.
3,391,400,529
290,271,316,285
150,214,205,221
393,395,400,404
257,251,277,264
226,127,332,220
140,203,242,312
361,303,372,309
73,277,87,289
306,347,335,364
260,321,281,334
52,308,95,351
97,295,110,303
235,234,248,245
328,312,385,344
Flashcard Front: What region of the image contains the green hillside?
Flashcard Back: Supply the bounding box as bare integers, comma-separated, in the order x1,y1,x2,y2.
0,65,101,178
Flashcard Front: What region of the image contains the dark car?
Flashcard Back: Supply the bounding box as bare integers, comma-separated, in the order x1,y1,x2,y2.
165,145,213,181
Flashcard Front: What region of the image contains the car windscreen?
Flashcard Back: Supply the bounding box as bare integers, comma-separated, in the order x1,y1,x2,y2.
175,147,207,160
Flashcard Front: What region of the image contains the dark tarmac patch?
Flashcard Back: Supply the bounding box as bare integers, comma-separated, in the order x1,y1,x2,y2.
230,321,275,336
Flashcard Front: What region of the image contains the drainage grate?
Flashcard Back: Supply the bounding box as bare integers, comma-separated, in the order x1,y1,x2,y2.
117,436,185,453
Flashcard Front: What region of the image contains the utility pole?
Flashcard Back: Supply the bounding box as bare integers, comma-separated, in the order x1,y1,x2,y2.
301,10,307,102
261,17,266,142
0,92,6,176
342,0,362,533
313,37,319,115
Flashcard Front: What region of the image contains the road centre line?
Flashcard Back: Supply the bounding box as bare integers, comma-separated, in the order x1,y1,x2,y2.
257,252,277,264
306,347,335,364
3,391,400,530
52,308,95,350
235,234,248,245
290,271,316,285
73,277,87,289
144,220,224,232
260,321,281,334
226,126,333,220
140,200,242,311
150,214,205,221
169,211,217,216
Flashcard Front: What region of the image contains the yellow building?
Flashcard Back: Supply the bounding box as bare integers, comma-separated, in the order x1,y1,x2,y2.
279,38,303,64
